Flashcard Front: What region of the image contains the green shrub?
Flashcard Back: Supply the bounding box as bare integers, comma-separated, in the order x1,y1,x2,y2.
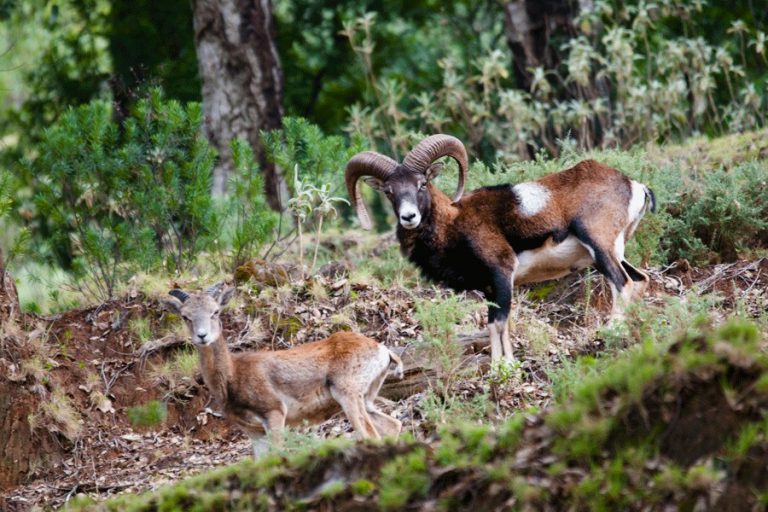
663,162,768,264
223,139,278,268
413,292,483,394
263,116,364,193
18,88,217,299
0,168,30,267
125,89,218,272
127,400,168,428
343,6,767,161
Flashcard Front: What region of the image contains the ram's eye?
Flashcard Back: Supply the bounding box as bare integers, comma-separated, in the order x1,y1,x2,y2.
212,310,220,317
419,183,427,190
182,315,190,322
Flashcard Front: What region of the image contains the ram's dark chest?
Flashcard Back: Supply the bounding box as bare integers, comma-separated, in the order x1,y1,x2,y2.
403,231,492,293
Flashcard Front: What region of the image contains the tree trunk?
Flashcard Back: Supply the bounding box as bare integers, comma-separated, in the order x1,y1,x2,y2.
381,331,490,400
193,0,285,209
502,0,576,92
0,250,19,325
503,0,610,150
0,251,59,491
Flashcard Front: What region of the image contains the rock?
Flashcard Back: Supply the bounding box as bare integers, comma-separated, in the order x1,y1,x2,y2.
318,261,349,280
234,259,297,287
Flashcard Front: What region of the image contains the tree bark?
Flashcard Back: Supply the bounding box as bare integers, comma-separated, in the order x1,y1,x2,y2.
502,0,576,92
381,331,490,400
0,250,19,326
193,0,285,209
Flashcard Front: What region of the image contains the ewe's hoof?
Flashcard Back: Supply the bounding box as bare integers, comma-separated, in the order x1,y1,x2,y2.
203,407,223,418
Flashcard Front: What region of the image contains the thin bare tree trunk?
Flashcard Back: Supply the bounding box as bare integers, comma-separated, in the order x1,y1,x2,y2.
193,0,285,209
0,250,19,325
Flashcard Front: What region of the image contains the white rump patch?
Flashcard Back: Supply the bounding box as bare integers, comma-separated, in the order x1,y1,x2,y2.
513,182,551,217
613,232,626,261
627,181,647,222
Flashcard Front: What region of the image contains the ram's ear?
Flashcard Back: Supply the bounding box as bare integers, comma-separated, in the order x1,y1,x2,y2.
425,162,444,181
161,296,183,314
218,286,236,307
363,176,386,192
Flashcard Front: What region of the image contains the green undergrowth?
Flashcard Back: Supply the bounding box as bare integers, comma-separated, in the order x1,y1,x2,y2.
68,318,768,511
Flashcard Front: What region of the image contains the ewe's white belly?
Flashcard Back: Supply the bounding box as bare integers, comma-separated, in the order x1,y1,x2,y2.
515,235,594,285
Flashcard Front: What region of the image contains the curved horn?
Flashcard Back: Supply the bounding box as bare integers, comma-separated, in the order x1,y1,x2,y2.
169,289,190,303
345,151,398,230
402,134,468,201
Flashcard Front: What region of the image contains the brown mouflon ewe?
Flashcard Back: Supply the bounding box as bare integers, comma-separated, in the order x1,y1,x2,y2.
345,135,655,363
161,283,403,456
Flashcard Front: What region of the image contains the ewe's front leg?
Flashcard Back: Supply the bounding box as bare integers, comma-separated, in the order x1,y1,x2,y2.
235,409,285,458
265,409,286,449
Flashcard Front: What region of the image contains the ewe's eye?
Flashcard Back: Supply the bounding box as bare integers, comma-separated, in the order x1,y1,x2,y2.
182,315,190,322
419,183,427,191
212,309,220,318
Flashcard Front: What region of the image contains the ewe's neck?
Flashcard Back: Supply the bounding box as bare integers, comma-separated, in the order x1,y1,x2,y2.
197,333,233,404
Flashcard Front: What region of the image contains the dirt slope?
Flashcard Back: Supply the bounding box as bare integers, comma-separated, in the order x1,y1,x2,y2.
1,257,766,509
67,319,768,511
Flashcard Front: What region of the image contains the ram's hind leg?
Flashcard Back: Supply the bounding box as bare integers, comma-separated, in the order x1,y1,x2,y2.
621,260,650,301
572,223,632,319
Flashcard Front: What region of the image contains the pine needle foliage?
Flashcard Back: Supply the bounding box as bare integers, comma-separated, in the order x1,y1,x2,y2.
20,88,217,300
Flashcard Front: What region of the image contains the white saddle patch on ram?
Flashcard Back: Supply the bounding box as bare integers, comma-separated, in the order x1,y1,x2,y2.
513,182,551,217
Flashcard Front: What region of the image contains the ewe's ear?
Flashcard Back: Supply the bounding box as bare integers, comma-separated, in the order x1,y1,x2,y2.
169,289,190,302
161,296,183,314
219,286,236,307
363,176,386,192
425,162,444,181
204,282,225,298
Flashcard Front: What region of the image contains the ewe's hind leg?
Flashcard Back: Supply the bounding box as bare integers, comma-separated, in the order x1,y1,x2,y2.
331,385,380,439
363,367,401,437
367,407,401,437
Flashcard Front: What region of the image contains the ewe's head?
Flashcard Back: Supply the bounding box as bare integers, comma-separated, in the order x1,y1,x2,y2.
345,134,468,230
161,283,235,346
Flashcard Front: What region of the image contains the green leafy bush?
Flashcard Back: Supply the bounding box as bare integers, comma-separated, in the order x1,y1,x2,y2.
127,400,168,428
125,89,218,272
263,116,364,195
19,88,217,299
224,139,279,269
341,5,768,164
663,162,768,263
0,168,30,267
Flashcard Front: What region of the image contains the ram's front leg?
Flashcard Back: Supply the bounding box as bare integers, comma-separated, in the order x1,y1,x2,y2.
489,268,515,363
